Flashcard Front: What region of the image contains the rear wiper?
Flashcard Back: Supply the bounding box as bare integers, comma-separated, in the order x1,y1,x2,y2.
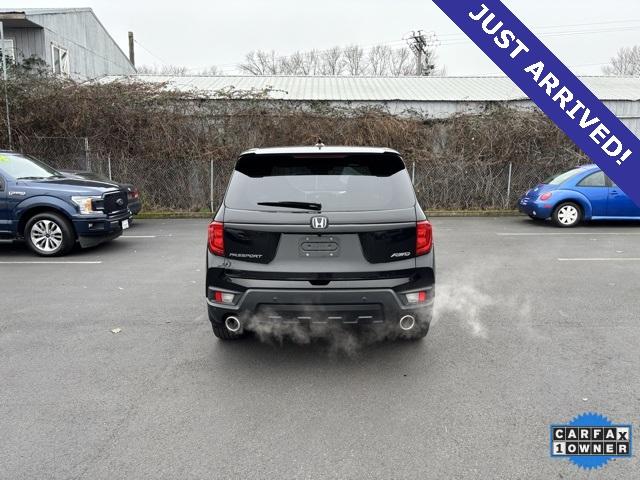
257,201,322,211
17,176,46,180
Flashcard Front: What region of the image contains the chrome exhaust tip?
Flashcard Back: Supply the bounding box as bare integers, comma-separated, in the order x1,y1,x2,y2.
399,315,416,331
225,316,242,333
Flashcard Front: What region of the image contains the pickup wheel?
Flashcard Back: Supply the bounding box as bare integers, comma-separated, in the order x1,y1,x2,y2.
25,212,75,257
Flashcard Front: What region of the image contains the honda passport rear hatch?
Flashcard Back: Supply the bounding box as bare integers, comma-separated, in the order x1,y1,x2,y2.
205,146,435,340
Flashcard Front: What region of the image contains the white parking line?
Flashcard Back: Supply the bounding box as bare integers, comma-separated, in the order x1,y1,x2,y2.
498,232,640,236
0,261,103,264
558,258,640,262
121,235,157,238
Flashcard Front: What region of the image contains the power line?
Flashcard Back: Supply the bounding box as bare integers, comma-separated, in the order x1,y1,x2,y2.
133,39,170,66
435,18,640,41
405,30,438,75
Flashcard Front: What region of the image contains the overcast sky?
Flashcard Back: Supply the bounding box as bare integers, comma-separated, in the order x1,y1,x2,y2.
15,0,640,75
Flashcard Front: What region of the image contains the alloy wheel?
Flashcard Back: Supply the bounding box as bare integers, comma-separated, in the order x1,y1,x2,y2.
30,219,64,253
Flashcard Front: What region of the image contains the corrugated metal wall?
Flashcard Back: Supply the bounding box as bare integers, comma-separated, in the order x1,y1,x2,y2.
604,100,640,137
4,27,45,61
25,10,135,79
325,100,640,137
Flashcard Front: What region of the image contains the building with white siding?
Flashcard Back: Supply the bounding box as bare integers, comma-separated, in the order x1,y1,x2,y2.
103,75,640,136
0,8,135,79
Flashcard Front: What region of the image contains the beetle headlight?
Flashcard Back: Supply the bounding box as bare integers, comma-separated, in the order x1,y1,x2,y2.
71,196,100,214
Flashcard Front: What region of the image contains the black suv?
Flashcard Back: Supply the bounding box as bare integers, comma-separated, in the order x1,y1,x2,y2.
206,146,435,340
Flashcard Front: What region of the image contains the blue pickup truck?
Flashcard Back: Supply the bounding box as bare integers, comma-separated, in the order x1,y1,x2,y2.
0,151,131,256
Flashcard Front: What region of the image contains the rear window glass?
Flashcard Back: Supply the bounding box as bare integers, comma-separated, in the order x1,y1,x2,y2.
225,153,416,212
544,168,583,185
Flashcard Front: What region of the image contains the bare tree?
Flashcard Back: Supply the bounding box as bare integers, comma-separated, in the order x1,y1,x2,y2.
389,47,415,76
368,45,393,76
240,50,281,75
603,46,640,76
199,65,223,76
300,50,320,75
279,51,301,75
320,46,344,75
136,64,190,75
238,43,439,76
343,45,366,76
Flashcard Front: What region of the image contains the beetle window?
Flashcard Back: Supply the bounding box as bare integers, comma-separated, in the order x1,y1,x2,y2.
578,171,606,187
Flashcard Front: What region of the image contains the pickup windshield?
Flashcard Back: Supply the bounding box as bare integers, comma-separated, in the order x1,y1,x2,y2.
0,152,61,179
225,152,416,212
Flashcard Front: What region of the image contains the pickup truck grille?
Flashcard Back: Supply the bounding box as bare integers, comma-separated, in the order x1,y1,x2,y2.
103,191,128,215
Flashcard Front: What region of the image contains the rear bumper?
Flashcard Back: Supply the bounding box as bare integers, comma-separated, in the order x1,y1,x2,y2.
518,198,553,219
206,286,434,327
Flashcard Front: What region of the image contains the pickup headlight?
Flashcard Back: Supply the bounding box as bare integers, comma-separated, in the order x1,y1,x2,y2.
71,196,101,214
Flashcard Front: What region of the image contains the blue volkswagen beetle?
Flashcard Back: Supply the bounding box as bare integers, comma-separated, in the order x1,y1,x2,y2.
519,164,640,227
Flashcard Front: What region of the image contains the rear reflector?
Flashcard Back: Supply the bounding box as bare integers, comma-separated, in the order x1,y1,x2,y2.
208,221,224,256
416,220,433,256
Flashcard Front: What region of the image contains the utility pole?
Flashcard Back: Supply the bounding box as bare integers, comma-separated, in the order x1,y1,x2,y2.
128,31,135,67
407,30,438,76
0,21,12,150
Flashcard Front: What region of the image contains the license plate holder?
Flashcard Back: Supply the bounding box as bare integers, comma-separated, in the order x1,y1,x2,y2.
299,235,340,258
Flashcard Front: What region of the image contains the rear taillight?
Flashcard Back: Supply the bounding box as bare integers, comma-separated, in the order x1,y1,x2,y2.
212,290,235,304
539,192,553,201
416,220,433,256
405,291,428,304
208,221,224,256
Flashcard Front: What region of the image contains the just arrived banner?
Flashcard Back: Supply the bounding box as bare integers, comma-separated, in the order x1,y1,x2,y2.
432,0,640,206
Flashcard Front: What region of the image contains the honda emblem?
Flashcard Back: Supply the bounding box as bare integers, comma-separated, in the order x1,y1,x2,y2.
311,216,328,229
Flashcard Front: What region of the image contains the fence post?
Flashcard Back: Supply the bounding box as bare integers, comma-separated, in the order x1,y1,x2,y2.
83,137,91,170
108,155,112,180
0,21,12,150
412,161,416,185
506,162,513,208
210,159,214,213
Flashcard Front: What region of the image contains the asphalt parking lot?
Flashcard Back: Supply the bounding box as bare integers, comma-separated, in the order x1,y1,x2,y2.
1,217,639,479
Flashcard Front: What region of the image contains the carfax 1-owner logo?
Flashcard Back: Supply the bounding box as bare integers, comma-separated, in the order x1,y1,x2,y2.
550,413,633,470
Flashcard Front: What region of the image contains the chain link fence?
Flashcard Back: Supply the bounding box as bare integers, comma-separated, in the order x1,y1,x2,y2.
16,136,588,213
412,156,589,210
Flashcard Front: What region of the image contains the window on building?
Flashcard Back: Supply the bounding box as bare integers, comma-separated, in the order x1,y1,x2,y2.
0,38,15,63
51,44,69,75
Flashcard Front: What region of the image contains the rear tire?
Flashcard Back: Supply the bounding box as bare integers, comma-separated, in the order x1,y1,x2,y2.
552,202,582,228
24,212,75,256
